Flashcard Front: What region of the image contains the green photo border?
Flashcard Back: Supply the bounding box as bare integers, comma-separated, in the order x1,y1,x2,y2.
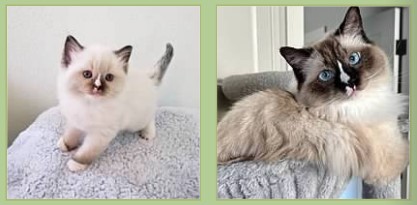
0,0,415,204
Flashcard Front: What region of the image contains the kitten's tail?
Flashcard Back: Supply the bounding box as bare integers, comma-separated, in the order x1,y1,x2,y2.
150,43,174,85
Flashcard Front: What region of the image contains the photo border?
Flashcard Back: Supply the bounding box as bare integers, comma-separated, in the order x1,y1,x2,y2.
1,0,416,204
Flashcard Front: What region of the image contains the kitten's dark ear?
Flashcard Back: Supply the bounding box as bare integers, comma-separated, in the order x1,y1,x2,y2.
335,7,371,43
62,35,84,68
280,46,313,84
114,45,133,72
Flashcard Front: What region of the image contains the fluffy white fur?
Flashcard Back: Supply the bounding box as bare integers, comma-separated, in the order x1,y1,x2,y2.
57,39,168,171
57,46,158,136
312,85,407,124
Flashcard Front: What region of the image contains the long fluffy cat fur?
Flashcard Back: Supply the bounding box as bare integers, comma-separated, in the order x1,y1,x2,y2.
217,7,409,185
57,35,173,171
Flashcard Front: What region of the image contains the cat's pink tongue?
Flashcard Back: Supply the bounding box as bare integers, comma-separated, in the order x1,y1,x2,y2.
346,85,356,97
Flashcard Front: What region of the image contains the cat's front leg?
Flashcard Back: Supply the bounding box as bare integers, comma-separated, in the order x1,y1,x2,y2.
57,127,83,152
139,119,156,141
362,126,409,185
67,131,115,172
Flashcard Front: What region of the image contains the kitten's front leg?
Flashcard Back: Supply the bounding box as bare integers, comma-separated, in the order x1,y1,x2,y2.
139,119,156,141
57,127,83,152
67,131,115,172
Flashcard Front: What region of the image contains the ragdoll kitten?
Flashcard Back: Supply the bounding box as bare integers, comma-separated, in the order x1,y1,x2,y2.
217,7,409,185
57,35,173,171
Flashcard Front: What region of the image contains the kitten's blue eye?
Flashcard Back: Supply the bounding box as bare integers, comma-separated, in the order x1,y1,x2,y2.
318,70,334,82
83,70,92,79
349,52,361,65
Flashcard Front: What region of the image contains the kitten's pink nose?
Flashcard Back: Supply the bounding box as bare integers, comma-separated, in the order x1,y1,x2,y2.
92,86,103,94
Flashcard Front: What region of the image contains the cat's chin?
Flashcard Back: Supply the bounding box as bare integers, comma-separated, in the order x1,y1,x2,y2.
85,92,107,100
346,90,360,99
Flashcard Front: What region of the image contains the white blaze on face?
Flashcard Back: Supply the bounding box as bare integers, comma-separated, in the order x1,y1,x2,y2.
94,74,101,87
337,61,357,96
337,60,350,84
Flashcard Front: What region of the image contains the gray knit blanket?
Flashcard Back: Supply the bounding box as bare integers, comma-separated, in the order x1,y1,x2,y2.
217,71,403,199
218,160,350,198
8,106,200,199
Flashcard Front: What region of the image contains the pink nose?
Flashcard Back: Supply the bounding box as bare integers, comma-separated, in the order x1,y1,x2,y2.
92,86,103,94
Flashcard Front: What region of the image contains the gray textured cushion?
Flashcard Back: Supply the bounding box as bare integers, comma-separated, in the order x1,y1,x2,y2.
221,71,295,101
218,160,349,199
8,106,200,199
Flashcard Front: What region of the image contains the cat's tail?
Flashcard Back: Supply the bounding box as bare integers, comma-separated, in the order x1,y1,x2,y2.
150,43,174,85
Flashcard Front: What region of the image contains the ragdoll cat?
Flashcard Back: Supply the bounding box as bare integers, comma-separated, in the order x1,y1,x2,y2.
57,35,173,171
217,7,409,185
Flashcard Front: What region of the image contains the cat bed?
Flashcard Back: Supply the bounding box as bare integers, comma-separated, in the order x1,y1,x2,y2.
220,71,295,102
7,106,200,199
218,160,401,199
218,160,349,198
217,71,404,199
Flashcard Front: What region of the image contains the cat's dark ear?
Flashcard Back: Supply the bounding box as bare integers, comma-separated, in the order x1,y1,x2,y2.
335,7,371,43
280,46,313,84
62,35,84,68
114,45,133,72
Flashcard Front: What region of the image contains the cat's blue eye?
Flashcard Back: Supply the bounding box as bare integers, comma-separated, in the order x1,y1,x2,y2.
318,70,334,82
348,52,361,65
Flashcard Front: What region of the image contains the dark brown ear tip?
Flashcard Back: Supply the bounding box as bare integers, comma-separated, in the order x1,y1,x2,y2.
65,35,83,48
118,45,133,54
124,45,133,51
348,6,360,11
279,46,294,55
114,45,133,57
66,35,76,42
346,7,361,16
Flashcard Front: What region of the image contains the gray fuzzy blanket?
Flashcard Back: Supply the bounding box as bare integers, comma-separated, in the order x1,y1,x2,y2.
7,106,200,199
217,71,403,199
218,161,350,199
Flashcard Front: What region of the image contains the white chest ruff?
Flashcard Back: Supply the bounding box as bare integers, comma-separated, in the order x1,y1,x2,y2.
57,69,159,134
59,93,157,133
313,87,406,124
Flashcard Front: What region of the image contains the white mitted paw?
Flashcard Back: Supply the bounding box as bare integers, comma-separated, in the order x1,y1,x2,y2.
67,159,88,172
138,131,155,147
57,137,68,152
140,120,156,142
139,130,155,141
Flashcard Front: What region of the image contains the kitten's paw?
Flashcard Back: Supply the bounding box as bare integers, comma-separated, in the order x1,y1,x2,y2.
67,159,88,172
57,137,69,152
139,120,156,143
137,131,155,146
139,130,156,141
138,134,150,141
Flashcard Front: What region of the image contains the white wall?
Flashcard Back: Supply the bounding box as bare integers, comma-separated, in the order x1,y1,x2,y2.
217,6,303,79
217,6,256,78
7,6,200,145
304,7,390,33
